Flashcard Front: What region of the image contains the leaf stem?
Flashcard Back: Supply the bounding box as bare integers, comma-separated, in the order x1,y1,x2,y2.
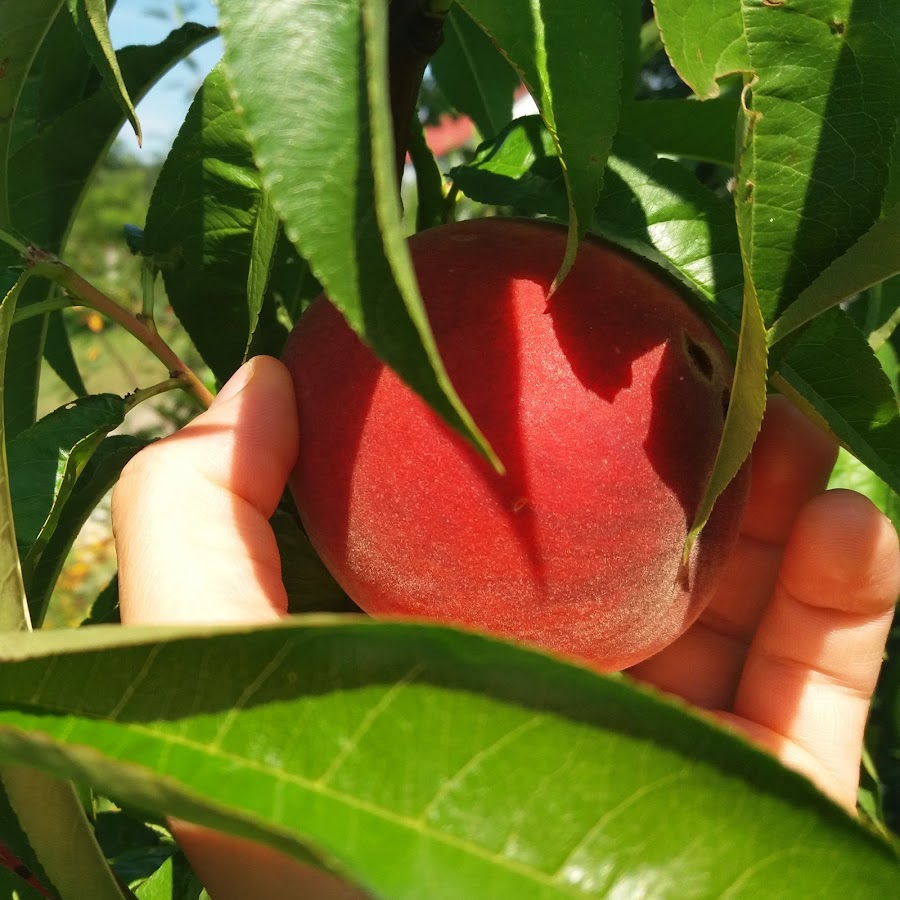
26,249,213,410
124,375,187,411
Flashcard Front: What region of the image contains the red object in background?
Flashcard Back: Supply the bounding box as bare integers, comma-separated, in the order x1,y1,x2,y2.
0,841,53,898
423,113,475,157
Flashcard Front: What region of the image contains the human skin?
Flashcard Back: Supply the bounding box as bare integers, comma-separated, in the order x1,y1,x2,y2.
113,356,900,899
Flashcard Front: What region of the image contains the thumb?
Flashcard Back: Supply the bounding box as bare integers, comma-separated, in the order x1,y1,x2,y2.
113,356,299,627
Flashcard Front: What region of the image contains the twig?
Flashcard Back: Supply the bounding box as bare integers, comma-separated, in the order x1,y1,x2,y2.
25,248,213,410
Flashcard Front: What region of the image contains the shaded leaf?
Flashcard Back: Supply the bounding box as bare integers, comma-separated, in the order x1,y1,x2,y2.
245,191,280,359
216,1,493,464
773,308,900,495
67,0,142,144
735,0,900,323
27,435,145,627
458,0,623,276
43,306,86,397
3,22,216,442
7,393,125,582
0,620,899,896
768,202,900,346
0,0,64,224
618,94,740,167
134,852,206,900
144,64,286,383
82,574,119,628
430,4,518,141
271,509,358,616
0,270,31,632
450,118,744,333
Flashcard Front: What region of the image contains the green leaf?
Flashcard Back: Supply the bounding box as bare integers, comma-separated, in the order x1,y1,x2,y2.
618,94,741,167
1,620,899,896
408,117,445,233
429,4,518,141
0,271,31,632
10,23,217,249
768,202,900,345
3,22,216,439
458,0,623,278
82,574,119,627
450,119,745,332
144,64,286,383
34,2,95,131
27,436,145,627
829,448,900,534
657,1,900,323
94,807,177,890
0,859,48,899
246,191,280,360
736,0,900,323
652,0,750,98
67,0,142,145
0,0,65,225
0,766,125,900
687,277,767,548
0,778,55,899
134,852,206,900
43,306,87,397
773,308,900,495
271,509,358,616
216,0,495,465
7,393,126,583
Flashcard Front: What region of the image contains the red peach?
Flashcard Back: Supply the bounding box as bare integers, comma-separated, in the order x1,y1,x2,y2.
283,218,749,670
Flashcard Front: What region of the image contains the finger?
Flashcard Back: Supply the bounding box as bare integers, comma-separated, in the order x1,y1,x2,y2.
175,824,368,900
113,356,299,627
629,397,837,707
732,489,900,810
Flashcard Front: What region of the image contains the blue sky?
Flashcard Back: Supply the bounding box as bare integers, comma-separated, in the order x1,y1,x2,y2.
109,0,222,159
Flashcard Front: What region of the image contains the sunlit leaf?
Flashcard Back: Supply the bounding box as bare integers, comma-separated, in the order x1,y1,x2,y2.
216,0,494,464
0,621,898,896
67,0,142,145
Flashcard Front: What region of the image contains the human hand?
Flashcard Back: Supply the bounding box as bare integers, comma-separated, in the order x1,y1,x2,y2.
629,399,900,812
113,356,899,895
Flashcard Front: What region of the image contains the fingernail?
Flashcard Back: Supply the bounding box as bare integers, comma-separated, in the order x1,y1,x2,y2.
211,361,254,408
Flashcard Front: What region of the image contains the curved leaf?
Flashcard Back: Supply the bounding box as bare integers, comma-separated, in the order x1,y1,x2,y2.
0,0,65,225
3,22,217,440
143,64,289,382
736,0,900,323
215,0,495,465
0,271,30,633
773,309,900,496
0,620,898,897
768,202,900,346
7,393,125,564
67,0,141,145
450,118,744,333
430,4,518,141
458,0,624,278
652,0,749,98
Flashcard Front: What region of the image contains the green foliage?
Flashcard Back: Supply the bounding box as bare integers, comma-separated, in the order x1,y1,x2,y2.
0,0,898,896
3,620,900,897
